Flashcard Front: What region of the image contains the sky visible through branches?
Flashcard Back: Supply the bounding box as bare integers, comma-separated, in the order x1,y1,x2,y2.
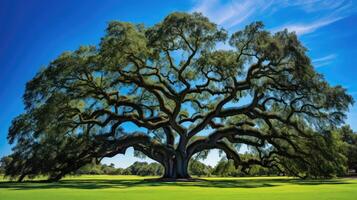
0,0,356,168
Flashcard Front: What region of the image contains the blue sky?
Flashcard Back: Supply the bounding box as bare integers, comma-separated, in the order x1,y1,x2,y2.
0,0,357,168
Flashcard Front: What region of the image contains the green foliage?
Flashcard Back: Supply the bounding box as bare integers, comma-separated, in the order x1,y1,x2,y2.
127,162,164,176
212,157,279,177
188,159,212,177
73,157,282,177
337,125,357,172
75,161,163,176
5,11,354,181
76,162,125,175
0,156,12,174
212,159,237,177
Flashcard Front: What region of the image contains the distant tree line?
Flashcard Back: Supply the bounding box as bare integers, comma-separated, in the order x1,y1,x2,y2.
75,161,163,176
69,158,276,177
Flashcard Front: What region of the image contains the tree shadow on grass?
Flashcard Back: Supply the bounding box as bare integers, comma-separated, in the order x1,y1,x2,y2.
0,177,353,190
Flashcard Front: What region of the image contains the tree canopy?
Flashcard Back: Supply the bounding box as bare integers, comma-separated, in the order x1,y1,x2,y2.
5,12,353,181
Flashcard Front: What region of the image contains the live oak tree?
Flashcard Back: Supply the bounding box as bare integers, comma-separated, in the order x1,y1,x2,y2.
5,12,353,181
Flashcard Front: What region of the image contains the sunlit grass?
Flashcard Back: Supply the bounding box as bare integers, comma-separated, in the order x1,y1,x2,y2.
1,175,356,200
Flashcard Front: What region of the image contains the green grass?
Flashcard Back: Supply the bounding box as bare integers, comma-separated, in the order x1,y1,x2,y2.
1,175,357,200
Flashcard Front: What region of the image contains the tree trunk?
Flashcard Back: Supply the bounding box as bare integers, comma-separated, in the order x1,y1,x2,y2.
162,150,190,179
17,173,26,182
48,172,65,182
162,157,190,179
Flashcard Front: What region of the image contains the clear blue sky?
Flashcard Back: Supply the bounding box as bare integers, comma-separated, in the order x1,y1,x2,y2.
1,0,357,168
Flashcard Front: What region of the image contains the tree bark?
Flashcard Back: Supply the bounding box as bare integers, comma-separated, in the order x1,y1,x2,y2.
17,173,26,182
162,156,190,179
48,171,66,182
162,150,190,179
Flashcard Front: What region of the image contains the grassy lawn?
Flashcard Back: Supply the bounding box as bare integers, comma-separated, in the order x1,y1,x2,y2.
1,175,357,200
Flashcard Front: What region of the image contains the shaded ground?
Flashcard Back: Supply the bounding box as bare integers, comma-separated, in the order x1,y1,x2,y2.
1,175,357,200
0,176,351,190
